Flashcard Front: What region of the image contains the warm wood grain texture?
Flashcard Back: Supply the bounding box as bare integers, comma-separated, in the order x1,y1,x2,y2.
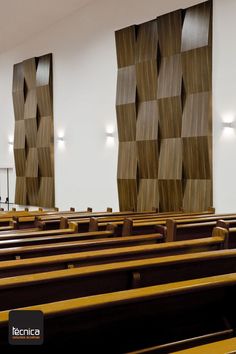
137,140,158,178
136,101,158,141
172,338,236,354
115,1,212,212
38,177,54,207
116,103,136,142
183,179,212,212
159,180,183,212
13,53,54,207
182,46,212,94
158,10,182,57
181,1,212,52
157,54,182,98
115,25,136,68
117,179,137,211
24,117,37,147
15,177,27,205
14,121,25,149
135,20,158,62
116,65,136,105
137,179,159,212
183,136,212,179
136,60,157,102
158,96,182,138
182,92,212,137
25,148,38,177
12,63,25,121
117,142,137,179
158,138,182,179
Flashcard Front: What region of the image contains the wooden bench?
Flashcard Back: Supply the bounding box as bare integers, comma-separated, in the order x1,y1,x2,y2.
38,210,215,231
170,338,236,354
0,234,163,261
0,231,229,310
158,215,236,242
0,272,235,352
0,231,227,277
0,221,79,241
215,221,236,249
0,228,119,249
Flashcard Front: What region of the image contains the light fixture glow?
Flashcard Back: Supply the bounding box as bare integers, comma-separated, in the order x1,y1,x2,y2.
222,122,233,128
105,126,115,147
8,136,14,152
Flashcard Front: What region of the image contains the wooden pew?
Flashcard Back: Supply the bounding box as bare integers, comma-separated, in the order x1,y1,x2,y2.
0,232,230,310
0,234,163,261
159,216,236,243
0,220,17,232
38,210,215,231
0,228,119,248
0,221,79,241
108,213,236,237
170,338,236,354
216,221,236,248
0,272,235,352
0,231,227,277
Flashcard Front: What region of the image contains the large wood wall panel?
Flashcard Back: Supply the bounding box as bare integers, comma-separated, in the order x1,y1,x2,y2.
115,1,212,212
181,1,212,212
13,53,54,207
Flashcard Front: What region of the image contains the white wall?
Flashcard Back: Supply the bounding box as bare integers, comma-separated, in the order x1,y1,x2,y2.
213,0,236,212
0,0,213,211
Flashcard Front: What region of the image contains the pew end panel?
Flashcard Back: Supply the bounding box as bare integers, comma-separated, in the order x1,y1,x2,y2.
122,218,133,236
212,227,229,249
60,217,69,229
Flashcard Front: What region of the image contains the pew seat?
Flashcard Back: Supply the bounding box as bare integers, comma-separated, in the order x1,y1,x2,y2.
0,234,163,261
171,338,236,354
0,234,227,277
0,272,235,352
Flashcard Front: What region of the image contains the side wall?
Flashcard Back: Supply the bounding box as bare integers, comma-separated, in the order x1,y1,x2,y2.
213,0,236,212
0,0,229,212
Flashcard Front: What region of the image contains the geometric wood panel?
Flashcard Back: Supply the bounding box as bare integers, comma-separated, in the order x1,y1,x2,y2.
115,25,136,68
12,53,54,207
182,92,212,137
182,136,212,180
137,179,159,212
158,138,182,180
158,10,182,57
181,1,212,52
117,179,137,212
183,179,212,212
115,1,212,212
159,179,183,212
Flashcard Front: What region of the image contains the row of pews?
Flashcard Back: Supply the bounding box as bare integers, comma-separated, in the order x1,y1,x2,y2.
0,207,236,352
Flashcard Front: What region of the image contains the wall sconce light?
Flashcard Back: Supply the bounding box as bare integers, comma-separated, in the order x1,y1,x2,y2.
222,122,234,128
105,126,115,147
57,131,65,150
106,132,114,138
8,136,14,152
221,115,235,139
57,136,65,142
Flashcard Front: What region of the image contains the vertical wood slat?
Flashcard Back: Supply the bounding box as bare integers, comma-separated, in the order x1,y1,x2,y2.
12,53,54,208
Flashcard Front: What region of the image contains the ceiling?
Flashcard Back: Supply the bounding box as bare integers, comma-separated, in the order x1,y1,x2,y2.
0,0,92,53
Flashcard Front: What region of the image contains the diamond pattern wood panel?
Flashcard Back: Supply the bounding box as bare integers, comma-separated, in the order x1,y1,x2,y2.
13,53,54,207
115,1,212,212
